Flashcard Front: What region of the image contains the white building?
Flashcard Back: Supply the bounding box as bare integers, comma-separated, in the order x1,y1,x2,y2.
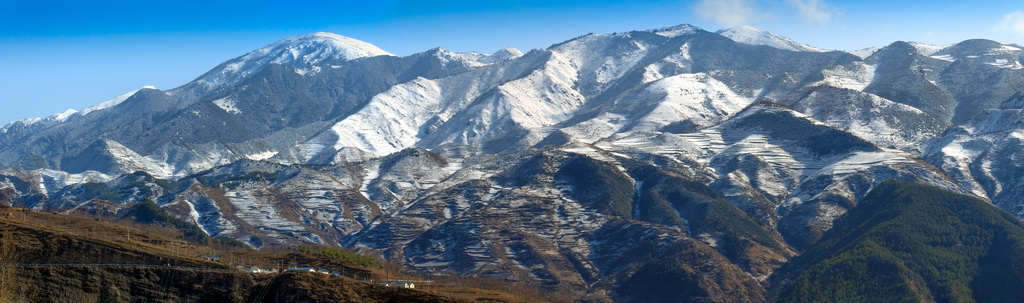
386,281,416,289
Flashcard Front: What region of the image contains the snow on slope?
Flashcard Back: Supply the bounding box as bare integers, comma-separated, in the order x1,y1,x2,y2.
650,24,702,38
929,40,1024,69
849,46,882,60
909,42,948,56
493,51,585,129
420,51,587,149
926,101,1024,198
295,48,544,162
811,62,877,91
195,32,393,89
795,88,940,152
477,48,525,64
99,139,175,179
211,97,241,114
2,112,71,131
81,86,158,116
0,169,112,196
641,106,915,180
48,109,79,122
296,48,551,161
564,72,756,141
330,77,443,156
635,73,756,128
1,85,154,131
550,32,661,95
449,48,525,65
717,25,824,52
640,42,693,84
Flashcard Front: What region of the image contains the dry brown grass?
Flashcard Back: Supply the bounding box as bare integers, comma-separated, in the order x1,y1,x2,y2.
414,274,574,303
0,207,573,302
0,232,17,302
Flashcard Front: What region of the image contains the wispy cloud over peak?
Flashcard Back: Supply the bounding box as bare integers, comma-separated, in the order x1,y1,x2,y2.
995,11,1024,37
787,0,835,25
694,0,764,27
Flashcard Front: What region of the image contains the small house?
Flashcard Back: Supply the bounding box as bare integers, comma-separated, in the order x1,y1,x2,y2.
247,266,277,274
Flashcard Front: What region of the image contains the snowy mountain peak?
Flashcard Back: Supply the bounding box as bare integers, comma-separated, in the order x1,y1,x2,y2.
849,46,882,59
424,46,451,54
193,32,393,90
649,24,704,38
729,24,764,33
866,41,927,61
908,42,948,56
419,47,483,66
851,42,948,60
717,25,825,52
80,85,157,116
424,47,525,66
271,32,393,62
1,85,155,130
931,39,1022,67
479,47,525,63
49,109,78,121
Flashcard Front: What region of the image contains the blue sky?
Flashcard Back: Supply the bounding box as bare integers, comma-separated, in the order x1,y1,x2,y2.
1,0,1023,125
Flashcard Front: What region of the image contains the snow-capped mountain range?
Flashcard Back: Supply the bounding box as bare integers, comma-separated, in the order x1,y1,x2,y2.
2,24,1024,301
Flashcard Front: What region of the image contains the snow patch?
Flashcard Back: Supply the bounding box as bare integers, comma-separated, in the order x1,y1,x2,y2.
850,46,882,60
50,109,78,122
642,64,665,84
909,42,948,56
330,77,442,156
986,58,1024,69
213,97,241,114
100,140,175,178
184,200,203,230
626,73,758,132
813,62,877,91
294,66,322,76
246,150,278,161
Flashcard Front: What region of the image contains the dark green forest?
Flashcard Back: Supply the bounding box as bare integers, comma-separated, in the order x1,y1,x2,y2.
773,180,1024,302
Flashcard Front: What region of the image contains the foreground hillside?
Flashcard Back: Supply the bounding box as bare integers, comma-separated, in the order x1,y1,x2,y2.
772,180,1024,302
8,179,1024,302
0,206,560,302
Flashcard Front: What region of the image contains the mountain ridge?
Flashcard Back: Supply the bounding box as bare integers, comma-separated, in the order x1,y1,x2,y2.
3,23,1024,302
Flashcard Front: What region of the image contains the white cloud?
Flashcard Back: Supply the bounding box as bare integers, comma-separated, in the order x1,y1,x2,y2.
995,11,1024,36
786,0,834,24
694,0,763,27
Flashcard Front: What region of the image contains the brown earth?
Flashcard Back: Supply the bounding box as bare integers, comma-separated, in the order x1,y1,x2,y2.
0,206,562,302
